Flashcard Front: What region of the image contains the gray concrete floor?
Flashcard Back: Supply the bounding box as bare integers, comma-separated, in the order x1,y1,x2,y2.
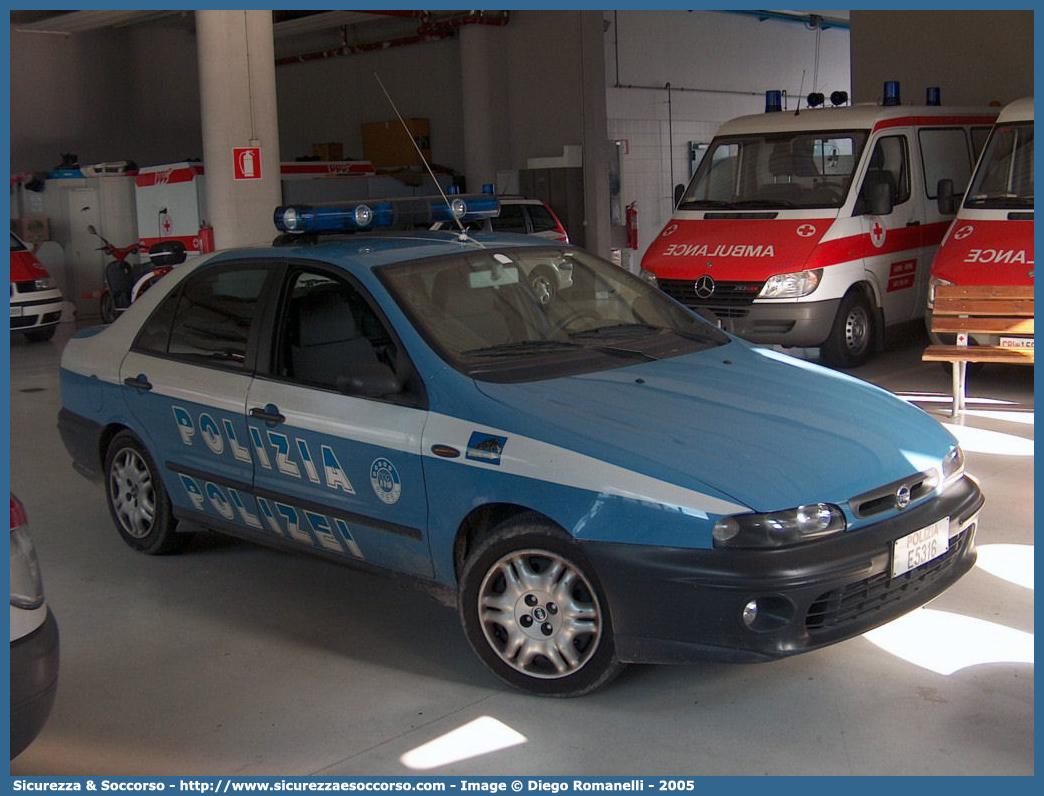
9,317,1033,776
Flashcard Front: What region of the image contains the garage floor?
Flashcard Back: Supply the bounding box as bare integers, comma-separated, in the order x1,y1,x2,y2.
9,318,1033,776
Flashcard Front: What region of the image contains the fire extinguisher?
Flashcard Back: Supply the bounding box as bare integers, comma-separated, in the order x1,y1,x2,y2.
625,201,638,250
198,224,215,253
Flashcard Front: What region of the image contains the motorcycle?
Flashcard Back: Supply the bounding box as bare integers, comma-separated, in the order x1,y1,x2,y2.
89,225,187,323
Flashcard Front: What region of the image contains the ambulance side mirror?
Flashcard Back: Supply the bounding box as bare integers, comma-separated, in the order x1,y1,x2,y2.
936,178,957,215
674,184,685,208
868,182,893,216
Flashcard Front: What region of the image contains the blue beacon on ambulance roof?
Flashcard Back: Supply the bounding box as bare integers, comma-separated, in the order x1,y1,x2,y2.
57,194,983,696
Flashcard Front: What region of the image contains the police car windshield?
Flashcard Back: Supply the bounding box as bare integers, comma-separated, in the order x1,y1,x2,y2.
964,121,1034,209
678,130,869,211
380,247,728,382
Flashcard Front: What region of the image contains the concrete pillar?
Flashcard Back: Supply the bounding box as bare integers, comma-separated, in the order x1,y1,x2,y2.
459,24,507,192
195,10,281,249
578,10,612,259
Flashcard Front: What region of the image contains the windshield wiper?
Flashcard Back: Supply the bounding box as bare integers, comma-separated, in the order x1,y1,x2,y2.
460,340,584,357
568,322,662,340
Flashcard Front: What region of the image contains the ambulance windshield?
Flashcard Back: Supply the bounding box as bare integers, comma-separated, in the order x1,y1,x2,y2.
964,122,1034,209
678,130,868,211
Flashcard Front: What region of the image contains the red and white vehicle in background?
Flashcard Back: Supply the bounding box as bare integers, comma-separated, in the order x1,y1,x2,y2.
927,97,1034,345
640,88,997,367
10,231,63,343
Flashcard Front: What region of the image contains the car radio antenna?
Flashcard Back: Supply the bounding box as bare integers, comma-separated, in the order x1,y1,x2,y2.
374,71,468,238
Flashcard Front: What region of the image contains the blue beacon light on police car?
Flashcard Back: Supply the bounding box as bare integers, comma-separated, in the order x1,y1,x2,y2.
273,194,500,235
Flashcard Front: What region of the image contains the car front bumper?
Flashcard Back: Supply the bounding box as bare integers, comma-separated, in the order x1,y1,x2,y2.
10,608,60,758
582,475,983,665
712,297,840,347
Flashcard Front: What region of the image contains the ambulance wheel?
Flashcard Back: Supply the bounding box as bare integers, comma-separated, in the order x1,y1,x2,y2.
458,515,624,697
104,431,185,555
821,291,876,368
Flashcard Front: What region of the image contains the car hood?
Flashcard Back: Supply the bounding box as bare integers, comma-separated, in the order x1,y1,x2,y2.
473,342,956,513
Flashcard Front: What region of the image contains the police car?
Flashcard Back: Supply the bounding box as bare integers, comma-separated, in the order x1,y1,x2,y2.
58,194,983,696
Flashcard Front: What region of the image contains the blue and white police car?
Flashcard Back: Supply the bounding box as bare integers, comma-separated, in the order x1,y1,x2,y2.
58,194,983,696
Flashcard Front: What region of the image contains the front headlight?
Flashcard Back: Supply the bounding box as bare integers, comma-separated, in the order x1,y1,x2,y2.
33,276,57,291
759,268,822,299
639,268,659,286
941,446,965,486
713,502,846,548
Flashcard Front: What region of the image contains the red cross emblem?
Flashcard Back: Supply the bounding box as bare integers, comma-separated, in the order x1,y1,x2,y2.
162,215,173,234
870,219,886,248
796,224,817,237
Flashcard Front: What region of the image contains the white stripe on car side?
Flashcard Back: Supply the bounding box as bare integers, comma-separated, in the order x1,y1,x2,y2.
423,413,749,518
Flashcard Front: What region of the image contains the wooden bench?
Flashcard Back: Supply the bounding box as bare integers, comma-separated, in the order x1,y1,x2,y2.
922,285,1034,415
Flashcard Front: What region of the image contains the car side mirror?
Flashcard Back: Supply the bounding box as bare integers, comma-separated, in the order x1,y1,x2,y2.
673,183,686,208
149,240,187,266
337,362,402,398
868,181,893,216
936,178,957,214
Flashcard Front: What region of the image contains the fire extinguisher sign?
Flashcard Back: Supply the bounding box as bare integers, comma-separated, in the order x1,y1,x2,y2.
232,147,261,180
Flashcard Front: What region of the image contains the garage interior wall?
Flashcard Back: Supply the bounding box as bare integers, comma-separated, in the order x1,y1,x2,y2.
849,9,1033,107
7,9,1033,263
604,9,852,263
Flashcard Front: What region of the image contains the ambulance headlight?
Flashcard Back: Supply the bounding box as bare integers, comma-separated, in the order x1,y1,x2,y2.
450,198,467,219
639,269,659,286
759,269,822,299
713,503,846,548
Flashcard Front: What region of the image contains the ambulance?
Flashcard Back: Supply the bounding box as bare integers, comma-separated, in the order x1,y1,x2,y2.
926,97,1033,344
641,89,997,366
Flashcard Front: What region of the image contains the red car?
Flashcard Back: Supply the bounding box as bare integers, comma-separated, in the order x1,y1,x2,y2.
10,231,63,342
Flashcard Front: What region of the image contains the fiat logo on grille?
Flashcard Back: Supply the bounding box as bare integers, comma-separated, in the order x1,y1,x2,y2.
694,275,716,299
895,485,912,509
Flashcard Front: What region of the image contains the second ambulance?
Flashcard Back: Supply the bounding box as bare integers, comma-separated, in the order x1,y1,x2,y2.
641,88,997,367
926,96,1033,344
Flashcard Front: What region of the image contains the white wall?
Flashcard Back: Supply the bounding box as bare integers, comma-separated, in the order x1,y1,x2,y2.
604,10,851,265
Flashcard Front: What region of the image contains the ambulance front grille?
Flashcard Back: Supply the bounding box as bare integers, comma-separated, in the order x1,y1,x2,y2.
657,279,762,318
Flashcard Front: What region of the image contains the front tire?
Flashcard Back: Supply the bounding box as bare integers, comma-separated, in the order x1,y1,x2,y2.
821,290,876,368
458,516,624,697
104,431,185,554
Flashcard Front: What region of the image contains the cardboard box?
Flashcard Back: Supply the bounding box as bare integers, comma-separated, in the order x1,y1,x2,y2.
13,217,50,244
360,118,430,169
312,142,344,161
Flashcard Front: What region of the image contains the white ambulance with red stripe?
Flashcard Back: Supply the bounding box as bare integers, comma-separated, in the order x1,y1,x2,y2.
641,95,997,366
926,97,1033,343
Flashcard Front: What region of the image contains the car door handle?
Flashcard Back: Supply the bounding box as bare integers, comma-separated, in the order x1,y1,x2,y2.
249,405,285,425
123,374,152,390
906,220,921,227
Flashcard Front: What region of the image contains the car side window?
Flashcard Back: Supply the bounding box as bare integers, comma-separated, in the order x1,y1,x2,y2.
273,268,423,405
133,262,269,369
490,203,527,234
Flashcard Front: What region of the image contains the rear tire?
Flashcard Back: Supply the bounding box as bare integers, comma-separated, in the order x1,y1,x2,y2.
104,431,185,555
821,291,876,368
458,515,624,697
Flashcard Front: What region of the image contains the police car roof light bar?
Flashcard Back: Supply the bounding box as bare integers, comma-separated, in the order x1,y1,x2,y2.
273,194,501,235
